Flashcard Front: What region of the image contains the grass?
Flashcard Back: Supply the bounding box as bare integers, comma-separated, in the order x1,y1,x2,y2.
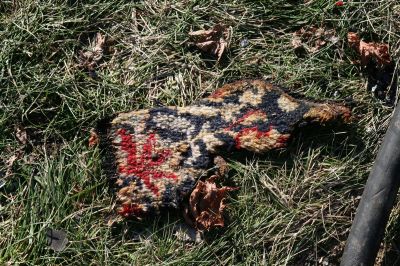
0,0,399,265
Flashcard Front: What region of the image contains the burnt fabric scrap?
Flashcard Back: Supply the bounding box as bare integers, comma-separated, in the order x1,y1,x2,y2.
97,80,351,217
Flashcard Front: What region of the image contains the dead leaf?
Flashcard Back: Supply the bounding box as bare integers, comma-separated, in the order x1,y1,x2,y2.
88,128,99,147
15,126,27,145
78,33,106,75
6,155,18,170
347,32,360,48
189,24,229,61
347,32,396,104
291,35,303,50
347,32,391,67
184,175,238,231
4,151,23,178
291,26,338,55
3,127,26,179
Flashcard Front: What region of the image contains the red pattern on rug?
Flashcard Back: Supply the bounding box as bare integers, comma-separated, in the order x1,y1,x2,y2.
234,126,274,149
117,129,178,196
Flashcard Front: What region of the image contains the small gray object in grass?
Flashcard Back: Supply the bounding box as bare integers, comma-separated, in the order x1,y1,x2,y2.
240,38,249,47
46,228,68,252
0,178,5,189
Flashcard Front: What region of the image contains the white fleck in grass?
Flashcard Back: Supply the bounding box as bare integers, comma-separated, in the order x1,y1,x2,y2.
0,0,399,265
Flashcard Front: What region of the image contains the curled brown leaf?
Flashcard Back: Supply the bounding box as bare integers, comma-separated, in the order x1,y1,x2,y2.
347,32,396,104
185,175,238,231
15,126,27,145
4,126,27,179
5,154,18,178
189,24,230,61
347,32,360,48
78,33,107,74
88,128,99,147
347,32,391,67
291,26,338,54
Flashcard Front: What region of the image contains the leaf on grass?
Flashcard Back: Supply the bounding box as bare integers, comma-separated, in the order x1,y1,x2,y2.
46,228,68,252
78,33,107,76
189,24,230,61
347,32,391,67
5,155,18,171
4,151,23,179
184,175,238,231
347,32,396,104
4,126,28,179
88,128,99,147
291,26,338,55
15,126,27,145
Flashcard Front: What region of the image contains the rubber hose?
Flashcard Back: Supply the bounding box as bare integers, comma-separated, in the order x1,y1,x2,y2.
341,104,400,266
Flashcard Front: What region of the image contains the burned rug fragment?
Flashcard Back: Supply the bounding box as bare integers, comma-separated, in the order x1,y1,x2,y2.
96,80,351,219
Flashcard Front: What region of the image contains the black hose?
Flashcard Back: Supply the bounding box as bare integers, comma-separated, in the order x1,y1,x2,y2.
341,104,400,266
